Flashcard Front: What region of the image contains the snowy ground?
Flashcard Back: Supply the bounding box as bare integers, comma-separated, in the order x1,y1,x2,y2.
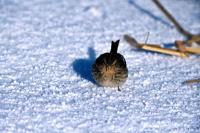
0,0,200,132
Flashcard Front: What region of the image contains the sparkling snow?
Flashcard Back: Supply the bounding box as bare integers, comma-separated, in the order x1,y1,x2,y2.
0,0,200,132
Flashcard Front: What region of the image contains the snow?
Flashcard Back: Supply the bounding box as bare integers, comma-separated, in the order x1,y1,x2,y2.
0,0,200,132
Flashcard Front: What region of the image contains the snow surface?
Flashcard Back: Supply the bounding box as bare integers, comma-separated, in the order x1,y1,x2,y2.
0,0,200,132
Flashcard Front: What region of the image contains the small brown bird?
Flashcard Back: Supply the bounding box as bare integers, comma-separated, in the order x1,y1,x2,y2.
92,40,128,90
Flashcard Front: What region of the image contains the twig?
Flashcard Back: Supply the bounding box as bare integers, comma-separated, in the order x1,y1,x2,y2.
152,0,200,45
124,35,188,57
187,35,200,45
175,40,187,53
185,47,200,54
124,34,200,57
152,0,193,38
140,45,188,57
184,79,200,84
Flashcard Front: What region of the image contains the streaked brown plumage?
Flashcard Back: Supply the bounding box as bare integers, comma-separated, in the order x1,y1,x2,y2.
92,40,128,90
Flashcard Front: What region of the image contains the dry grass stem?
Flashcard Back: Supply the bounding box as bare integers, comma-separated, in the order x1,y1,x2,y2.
175,40,187,53
184,79,200,84
185,47,200,54
140,45,188,57
124,34,200,57
153,0,200,45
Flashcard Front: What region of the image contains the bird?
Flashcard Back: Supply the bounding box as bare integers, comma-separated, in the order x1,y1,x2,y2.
92,40,128,90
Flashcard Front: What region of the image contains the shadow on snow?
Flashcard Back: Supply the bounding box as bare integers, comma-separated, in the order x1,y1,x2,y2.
72,47,96,84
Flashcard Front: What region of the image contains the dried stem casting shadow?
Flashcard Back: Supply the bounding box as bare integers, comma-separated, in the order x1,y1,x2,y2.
153,0,192,38
72,47,96,83
128,0,172,28
124,35,188,57
153,0,200,45
124,34,200,57
124,1,200,57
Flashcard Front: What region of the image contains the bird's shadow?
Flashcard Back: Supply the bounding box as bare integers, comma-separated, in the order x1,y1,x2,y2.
72,47,96,84
128,0,172,28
